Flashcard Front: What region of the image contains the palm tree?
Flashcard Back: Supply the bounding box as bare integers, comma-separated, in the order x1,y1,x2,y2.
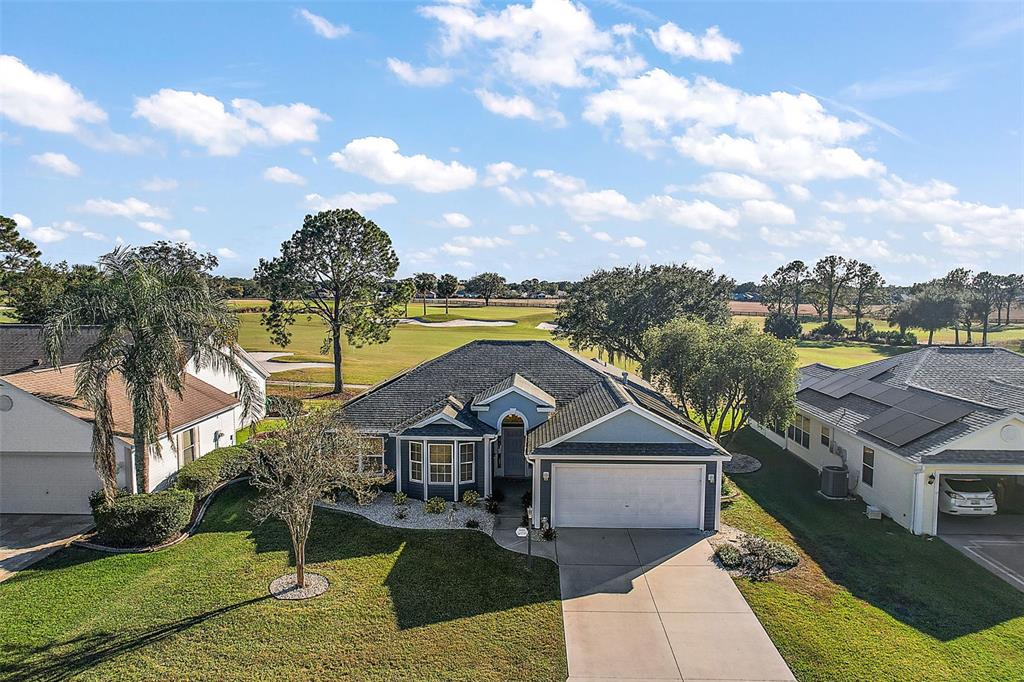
43,246,259,502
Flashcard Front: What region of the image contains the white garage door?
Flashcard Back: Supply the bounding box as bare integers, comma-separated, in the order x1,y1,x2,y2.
553,463,704,529
0,453,101,514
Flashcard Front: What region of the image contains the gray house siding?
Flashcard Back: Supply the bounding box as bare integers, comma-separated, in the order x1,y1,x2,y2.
477,392,551,430
536,458,717,530
566,411,687,444
397,437,485,501
383,436,398,492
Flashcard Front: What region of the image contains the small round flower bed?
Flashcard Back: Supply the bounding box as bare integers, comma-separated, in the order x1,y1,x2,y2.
90,489,195,548
714,532,799,581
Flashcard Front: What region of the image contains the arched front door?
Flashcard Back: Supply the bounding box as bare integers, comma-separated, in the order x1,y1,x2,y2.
500,414,526,478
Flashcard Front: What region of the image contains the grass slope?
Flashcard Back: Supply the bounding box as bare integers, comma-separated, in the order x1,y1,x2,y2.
722,429,1024,681
239,305,909,385
0,485,565,682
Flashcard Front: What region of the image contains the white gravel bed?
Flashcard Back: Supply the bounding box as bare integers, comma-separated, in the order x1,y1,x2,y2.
319,493,495,535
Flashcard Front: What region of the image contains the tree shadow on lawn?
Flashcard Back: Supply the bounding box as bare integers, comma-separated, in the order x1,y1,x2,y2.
795,340,911,359
230,487,561,631
0,595,271,682
727,428,1024,641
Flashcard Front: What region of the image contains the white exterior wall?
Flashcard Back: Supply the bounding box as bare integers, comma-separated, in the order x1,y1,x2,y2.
0,380,96,453
186,349,266,425
146,407,239,491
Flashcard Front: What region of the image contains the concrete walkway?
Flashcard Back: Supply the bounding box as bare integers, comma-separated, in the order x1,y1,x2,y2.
558,528,794,682
0,514,94,582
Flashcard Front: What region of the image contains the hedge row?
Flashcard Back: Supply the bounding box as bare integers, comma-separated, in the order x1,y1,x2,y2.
90,489,195,548
174,446,250,499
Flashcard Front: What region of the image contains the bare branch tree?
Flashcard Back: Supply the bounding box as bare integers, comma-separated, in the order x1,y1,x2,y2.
248,407,394,588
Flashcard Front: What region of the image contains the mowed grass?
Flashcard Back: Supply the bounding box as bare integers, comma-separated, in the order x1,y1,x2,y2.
740,314,1024,348
0,484,566,682
239,305,909,385
722,429,1024,681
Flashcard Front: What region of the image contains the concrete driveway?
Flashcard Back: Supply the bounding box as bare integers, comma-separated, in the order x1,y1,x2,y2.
938,513,1024,593
558,528,794,682
0,514,94,582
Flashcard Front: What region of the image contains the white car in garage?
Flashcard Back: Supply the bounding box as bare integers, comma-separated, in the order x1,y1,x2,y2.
939,477,998,516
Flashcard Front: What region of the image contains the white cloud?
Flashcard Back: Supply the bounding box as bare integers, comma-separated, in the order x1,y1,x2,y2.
592,230,614,242
786,184,811,201
824,175,1024,252
443,212,472,228
648,24,741,63
483,161,526,186
133,89,329,156
30,152,80,177
0,55,106,133
141,177,178,192
475,89,565,125
136,221,190,240
619,235,646,248
556,230,575,242
304,191,398,212
742,199,796,224
78,197,170,220
82,230,106,241
263,166,306,185
534,169,587,193
758,216,923,265
564,189,646,222
419,0,641,89
650,196,740,233
27,226,68,243
689,172,773,200
329,137,476,192
496,185,537,205
687,240,724,267
508,223,539,235
193,205,208,213
216,247,238,259
12,213,32,229
297,8,350,39
441,234,512,256
386,58,453,86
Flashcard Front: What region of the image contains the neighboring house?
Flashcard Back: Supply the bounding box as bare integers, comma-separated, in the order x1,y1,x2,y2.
0,326,269,514
750,346,1024,536
341,340,730,531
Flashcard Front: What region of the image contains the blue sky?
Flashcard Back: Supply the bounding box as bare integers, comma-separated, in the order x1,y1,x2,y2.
2,1,1022,285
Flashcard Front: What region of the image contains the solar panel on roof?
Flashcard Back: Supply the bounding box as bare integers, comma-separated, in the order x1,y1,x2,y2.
821,375,865,398
849,381,888,399
873,388,914,406
919,401,974,424
882,419,950,447
869,412,927,440
893,393,943,415
857,407,908,433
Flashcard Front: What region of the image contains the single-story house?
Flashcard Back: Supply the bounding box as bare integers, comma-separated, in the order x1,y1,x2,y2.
0,325,269,514
750,346,1024,536
341,340,730,531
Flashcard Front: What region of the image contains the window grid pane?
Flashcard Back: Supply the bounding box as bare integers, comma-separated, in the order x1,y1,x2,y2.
410,442,423,482
429,444,453,483
459,443,475,483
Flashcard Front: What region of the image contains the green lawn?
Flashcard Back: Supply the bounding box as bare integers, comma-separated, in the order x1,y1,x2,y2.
722,429,1024,681
0,484,566,681
239,305,912,385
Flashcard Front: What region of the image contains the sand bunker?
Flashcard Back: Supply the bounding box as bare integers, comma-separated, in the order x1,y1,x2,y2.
399,318,515,327
536,322,558,331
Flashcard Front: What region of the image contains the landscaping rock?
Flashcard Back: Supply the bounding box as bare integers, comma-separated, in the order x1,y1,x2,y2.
724,453,762,474
270,573,329,600
320,493,495,535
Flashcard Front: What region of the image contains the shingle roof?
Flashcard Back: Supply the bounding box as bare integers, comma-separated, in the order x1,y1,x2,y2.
341,340,717,453
795,346,1023,463
922,449,1024,465
1,364,240,439
0,325,102,375
472,372,555,408
533,442,717,457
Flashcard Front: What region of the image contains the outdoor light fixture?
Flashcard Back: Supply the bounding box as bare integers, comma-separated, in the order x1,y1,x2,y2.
542,471,550,481
707,473,716,483
927,474,936,485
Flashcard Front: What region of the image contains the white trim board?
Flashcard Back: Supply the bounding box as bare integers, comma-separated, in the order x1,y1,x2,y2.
410,411,472,430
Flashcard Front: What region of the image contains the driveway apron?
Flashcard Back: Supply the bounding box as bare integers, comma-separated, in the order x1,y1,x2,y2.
557,528,795,682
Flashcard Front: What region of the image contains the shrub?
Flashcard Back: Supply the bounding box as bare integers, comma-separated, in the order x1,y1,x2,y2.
867,330,917,347
266,394,302,418
465,518,480,529
394,507,408,520
811,320,848,339
92,489,195,548
424,496,447,514
721,477,735,498
174,446,249,499
393,491,408,506
485,499,501,514
855,320,874,338
765,540,800,567
521,490,532,509
541,526,557,541
490,489,506,503
715,543,744,569
763,312,802,339
462,490,480,507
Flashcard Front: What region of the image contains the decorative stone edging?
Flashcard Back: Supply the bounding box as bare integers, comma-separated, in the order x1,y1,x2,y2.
318,493,495,535
72,477,249,555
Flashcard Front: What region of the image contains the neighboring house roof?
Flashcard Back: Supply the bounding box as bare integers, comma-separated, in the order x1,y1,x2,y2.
229,344,272,379
922,449,1024,465
0,325,102,375
1,364,240,439
341,340,717,452
794,346,1024,463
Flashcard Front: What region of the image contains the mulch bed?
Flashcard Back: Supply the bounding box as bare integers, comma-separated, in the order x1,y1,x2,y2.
723,453,762,474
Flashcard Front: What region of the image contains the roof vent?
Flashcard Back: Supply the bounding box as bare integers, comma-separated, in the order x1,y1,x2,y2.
620,371,628,383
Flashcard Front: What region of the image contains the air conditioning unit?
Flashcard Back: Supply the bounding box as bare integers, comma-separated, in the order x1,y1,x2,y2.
820,466,849,499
